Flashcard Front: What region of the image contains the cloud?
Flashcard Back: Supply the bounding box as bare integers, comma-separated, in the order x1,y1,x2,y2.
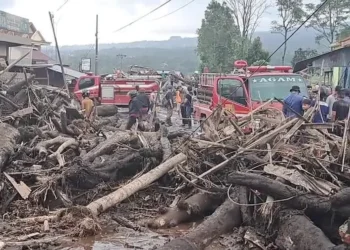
3,0,281,45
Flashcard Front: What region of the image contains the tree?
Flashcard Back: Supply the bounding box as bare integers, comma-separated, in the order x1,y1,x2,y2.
197,1,240,73
338,26,350,41
252,59,269,66
225,0,269,40
246,37,270,65
225,0,270,57
291,48,318,66
271,0,305,65
306,0,350,45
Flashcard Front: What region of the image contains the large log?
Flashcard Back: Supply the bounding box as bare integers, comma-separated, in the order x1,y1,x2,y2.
96,105,118,117
86,153,187,216
82,131,161,163
275,210,335,250
156,190,242,250
6,75,34,95
148,192,224,228
227,172,350,216
0,123,20,171
82,131,138,163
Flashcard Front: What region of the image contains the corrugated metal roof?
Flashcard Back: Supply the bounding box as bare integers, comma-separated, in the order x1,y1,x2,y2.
48,65,86,79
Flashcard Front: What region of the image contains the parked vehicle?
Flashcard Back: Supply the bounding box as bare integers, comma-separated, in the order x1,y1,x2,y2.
74,71,160,106
194,60,308,121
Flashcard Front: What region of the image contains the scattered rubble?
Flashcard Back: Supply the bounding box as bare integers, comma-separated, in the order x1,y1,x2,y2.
0,73,350,250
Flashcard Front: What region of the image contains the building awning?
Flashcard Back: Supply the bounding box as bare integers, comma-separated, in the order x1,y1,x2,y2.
48,65,86,79
293,47,350,72
0,33,32,46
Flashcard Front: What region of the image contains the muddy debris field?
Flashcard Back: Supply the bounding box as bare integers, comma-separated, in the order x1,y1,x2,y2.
1,78,350,250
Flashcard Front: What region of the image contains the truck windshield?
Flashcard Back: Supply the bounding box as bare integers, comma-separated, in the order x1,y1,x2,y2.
249,75,308,101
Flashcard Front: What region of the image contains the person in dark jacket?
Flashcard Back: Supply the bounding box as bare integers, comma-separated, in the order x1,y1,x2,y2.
135,85,151,120
283,85,303,118
181,86,193,128
126,90,144,131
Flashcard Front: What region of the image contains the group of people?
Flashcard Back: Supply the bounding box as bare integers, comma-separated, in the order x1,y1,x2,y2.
283,84,350,135
163,84,194,128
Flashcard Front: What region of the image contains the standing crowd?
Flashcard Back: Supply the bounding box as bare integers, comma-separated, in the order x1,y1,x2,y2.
124,82,194,131
283,84,350,135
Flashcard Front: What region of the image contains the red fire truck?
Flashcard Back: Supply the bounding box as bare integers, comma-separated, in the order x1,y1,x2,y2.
194,60,308,120
73,71,160,106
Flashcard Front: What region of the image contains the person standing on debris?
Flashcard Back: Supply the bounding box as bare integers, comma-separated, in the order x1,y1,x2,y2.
183,86,193,129
135,85,151,120
332,89,350,136
126,90,144,131
163,85,174,126
149,89,157,112
175,86,182,116
313,91,329,123
332,89,350,122
283,85,303,118
81,90,95,122
326,85,342,121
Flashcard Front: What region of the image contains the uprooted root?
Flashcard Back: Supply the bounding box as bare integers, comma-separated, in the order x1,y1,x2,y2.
57,206,101,236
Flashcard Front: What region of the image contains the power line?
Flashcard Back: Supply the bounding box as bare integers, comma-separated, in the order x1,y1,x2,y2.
113,0,172,33
82,0,173,58
56,0,70,12
150,0,195,21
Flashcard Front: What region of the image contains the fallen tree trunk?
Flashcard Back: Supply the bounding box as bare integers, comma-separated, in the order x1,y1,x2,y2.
227,172,350,216
35,136,73,157
275,209,335,250
148,192,224,228
0,123,20,171
156,189,241,250
96,105,118,117
48,138,78,167
82,131,138,163
6,75,34,95
86,153,187,216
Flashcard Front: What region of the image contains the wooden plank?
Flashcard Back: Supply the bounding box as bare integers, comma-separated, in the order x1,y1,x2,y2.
4,172,31,199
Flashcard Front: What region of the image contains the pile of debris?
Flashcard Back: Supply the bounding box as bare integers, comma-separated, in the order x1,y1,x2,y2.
0,82,350,250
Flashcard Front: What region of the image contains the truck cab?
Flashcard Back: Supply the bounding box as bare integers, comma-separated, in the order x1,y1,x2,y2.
194,61,308,121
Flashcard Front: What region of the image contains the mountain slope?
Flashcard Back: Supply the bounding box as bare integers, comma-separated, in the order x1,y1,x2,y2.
43,28,325,74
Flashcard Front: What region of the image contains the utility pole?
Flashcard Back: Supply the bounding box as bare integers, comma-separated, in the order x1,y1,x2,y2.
95,14,99,75
116,54,126,70
49,12,69,93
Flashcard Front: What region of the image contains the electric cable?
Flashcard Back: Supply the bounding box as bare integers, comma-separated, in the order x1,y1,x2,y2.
82,0,172,58
149,0,195,21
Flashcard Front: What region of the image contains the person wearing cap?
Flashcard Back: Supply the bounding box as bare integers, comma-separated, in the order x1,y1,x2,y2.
283,85,303,118
126,90,143,130
326,85,342,120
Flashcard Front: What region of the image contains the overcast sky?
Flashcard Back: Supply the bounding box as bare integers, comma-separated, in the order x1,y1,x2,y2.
2,0,291,45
